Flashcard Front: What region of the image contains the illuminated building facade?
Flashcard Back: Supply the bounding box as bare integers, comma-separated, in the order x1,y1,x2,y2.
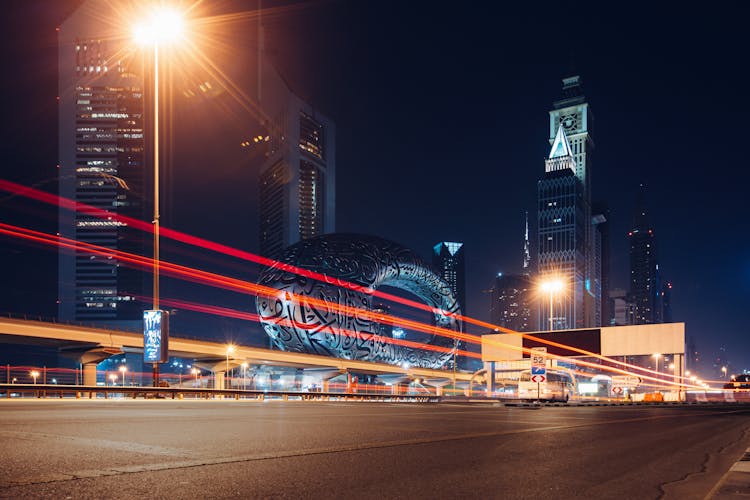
256,234,460,369
58,2,147,325
432,242,466,314
489,273,532,332
538,76,601,330
257,56,335,258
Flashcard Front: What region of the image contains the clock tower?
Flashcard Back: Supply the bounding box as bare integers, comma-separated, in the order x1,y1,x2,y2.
538,75,602,330
549,76,594,201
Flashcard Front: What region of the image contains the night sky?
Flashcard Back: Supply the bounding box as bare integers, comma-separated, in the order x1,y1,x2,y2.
1,1,749,376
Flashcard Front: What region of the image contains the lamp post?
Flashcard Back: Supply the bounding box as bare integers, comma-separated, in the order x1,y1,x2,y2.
119,366,127,387
109,373,118,386
540,279,564,331
652,353,661,379
721,366,727,379
133,6,184,387
30,371,39,385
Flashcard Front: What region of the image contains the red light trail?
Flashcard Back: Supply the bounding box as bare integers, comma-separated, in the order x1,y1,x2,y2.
0,179,704,389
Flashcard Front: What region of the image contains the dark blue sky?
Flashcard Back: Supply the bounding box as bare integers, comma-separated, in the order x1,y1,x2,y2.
1,1,749,375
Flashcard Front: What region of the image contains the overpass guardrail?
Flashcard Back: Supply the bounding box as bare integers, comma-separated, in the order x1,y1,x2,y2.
0,383,440,403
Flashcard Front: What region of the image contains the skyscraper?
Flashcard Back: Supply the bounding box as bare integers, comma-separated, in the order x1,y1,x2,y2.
257,55,336,258
629,185,659,324
489,273,532,332
592,202,610,326
537,76,600,330
432,242,466,315
58,2,147,326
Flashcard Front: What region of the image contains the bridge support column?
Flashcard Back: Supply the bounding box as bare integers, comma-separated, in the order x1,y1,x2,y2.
484,361,496,395
215,371,225,390
83,363,98,386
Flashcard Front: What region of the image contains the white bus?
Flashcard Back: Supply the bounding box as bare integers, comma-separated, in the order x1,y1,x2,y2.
518,368,576,403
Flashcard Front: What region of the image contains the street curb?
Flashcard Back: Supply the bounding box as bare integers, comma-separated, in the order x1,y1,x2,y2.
707,447,750,498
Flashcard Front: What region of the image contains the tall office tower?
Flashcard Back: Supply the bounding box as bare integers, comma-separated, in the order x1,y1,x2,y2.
489,273,532,332
538,76,600,330
432,242,466,315
257,55,336,258
660,281,673,323
592,202,611,326
58,2,147,326
629,185,659,324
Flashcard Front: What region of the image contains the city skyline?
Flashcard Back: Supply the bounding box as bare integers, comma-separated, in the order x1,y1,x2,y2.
1,1,749,375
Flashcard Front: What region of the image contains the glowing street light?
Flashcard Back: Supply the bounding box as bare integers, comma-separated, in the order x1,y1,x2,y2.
540,278,564,331
721,366,727,379
118,365,127,387
652,353,661,376
30,371,39,385
109,373,118,386
133,6,186,388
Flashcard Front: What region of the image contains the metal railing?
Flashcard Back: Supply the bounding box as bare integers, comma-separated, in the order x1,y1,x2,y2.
0,383,440,402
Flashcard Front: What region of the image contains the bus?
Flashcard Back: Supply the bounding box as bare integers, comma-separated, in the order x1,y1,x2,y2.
518,368,576,403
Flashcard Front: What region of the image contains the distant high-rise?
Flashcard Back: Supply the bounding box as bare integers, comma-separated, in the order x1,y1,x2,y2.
592,202,610,326
433,242,466,315
257,55,335,258
610,288,635,326
489,273,532,332
58,1,147,325
660,281,673,323
538,76,600,330
629,185,659,324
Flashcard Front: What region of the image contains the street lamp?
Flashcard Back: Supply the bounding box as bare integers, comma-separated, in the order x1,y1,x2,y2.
652,353,661,376
540,279,564,331
109,373,118,386
191,367,200,386
721,366,727,379
30,371,39,385
119,366,127,387
133,5,185,387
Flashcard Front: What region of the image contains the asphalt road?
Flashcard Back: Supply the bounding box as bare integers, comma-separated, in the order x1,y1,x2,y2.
1,400,749,499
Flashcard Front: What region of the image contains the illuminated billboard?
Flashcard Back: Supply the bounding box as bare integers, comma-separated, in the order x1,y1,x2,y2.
143,310,169,363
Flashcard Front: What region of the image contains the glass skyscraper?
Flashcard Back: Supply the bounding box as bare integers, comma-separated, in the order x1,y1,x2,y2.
58,1,147,326
257,55,335,259
432,242,466,315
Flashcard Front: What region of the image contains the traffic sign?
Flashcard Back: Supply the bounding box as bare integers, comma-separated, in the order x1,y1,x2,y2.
531,347,547,376
612,386,623,394
531,375,546,383
611,376,641,388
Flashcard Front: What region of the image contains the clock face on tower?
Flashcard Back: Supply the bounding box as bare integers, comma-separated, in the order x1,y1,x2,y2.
560,113,579,132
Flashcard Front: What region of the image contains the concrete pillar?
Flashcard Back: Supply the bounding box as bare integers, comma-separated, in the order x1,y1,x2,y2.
215,371,225,390
484,361,496,394
83,363,98,386
675,353,684,401
323,380,330,392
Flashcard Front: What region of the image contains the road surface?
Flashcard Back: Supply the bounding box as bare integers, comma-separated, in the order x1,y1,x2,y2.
1,400,749,499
